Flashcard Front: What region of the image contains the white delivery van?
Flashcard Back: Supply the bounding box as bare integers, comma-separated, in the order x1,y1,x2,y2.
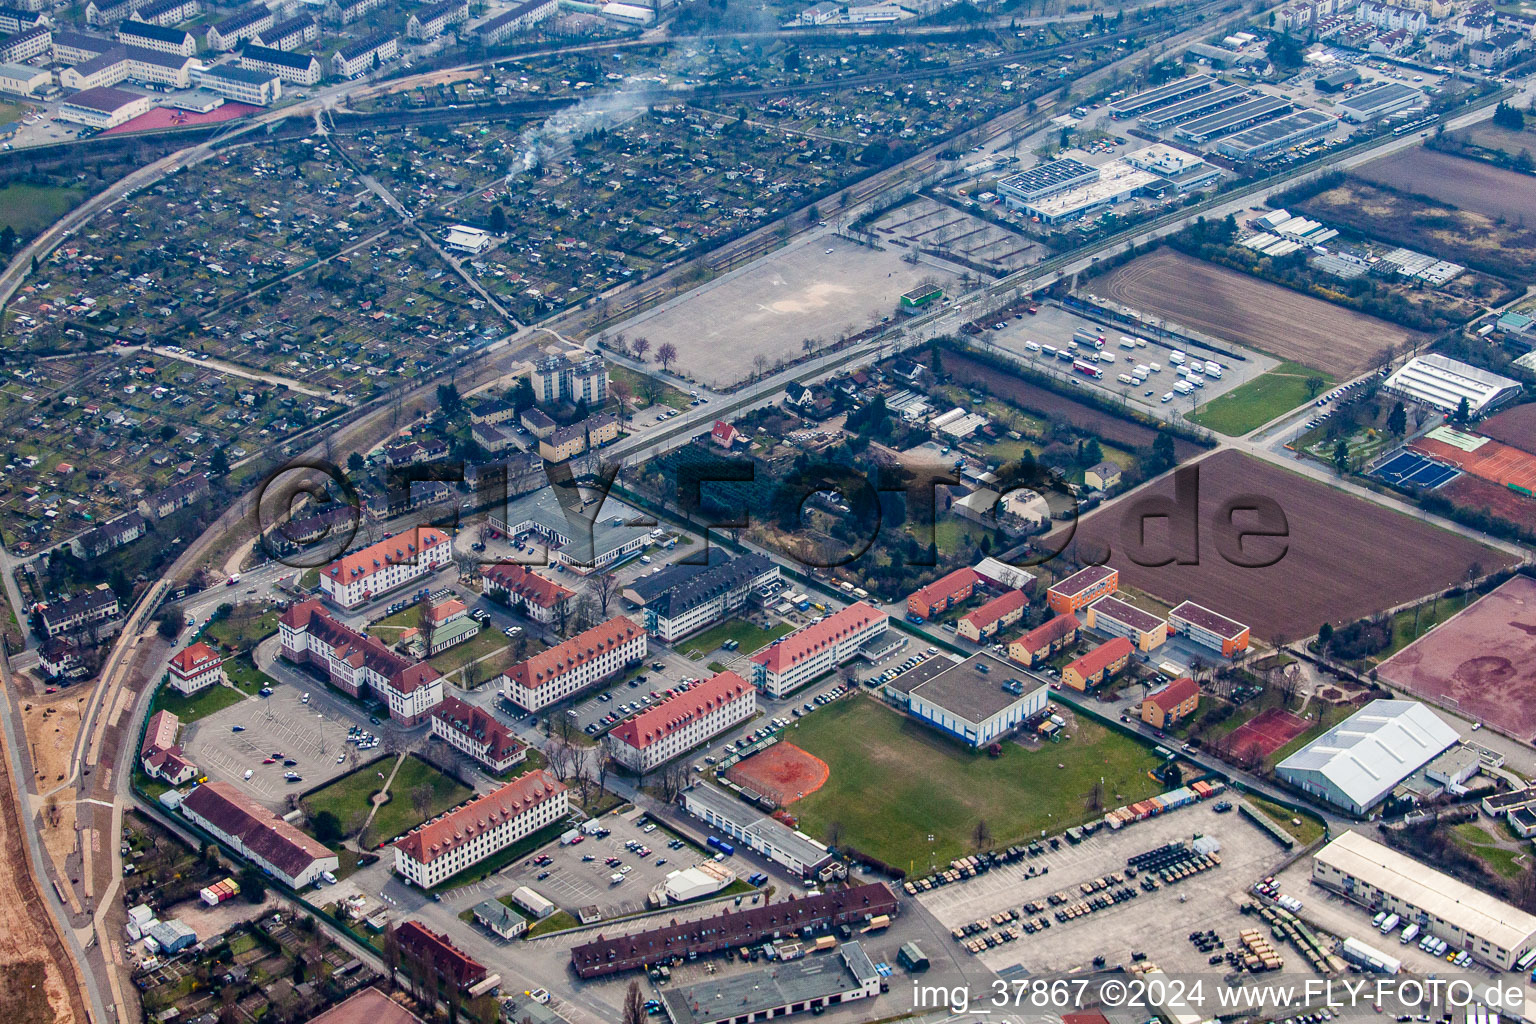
1169,350,1186,365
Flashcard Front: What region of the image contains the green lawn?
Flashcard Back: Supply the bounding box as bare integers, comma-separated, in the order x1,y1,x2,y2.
525,910,579,939
1188,362,1332,437
1451,822,1527,880
788,697,1163,869
152,682,246,724
1376,591,1475,662
1246,794,1326,847
301,755,472,849
0,183,82,241
222,654,277,696
428,629,510,678
676,618,793,659
203,606,282,652
610,364,690,411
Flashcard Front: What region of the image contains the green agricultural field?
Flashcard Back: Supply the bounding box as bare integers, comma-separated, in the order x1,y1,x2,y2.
302,754,471,849
1188,363,1332,437
676,618,793,659
0,182,80,241
789,697,1163,869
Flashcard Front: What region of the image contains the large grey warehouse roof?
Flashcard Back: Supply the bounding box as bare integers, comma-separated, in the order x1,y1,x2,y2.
1278,699,1457,811
1340,81,1419,115
1382,354,1522,415
661,942,877,1024
910,653,1045,723
1316,831,1536,955
1108,74,1214,117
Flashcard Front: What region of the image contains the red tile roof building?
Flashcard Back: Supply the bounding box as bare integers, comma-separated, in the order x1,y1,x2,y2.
608,671,756,773
1008,613,1080,667
1061,636,1134,691
180,781,338,888
391,921,490,994
497,615,646,712
279,600,444,725
749,602,888,698
319,527,452,609
906,568,980,619
1142,676,1199,729
393,770,567,888
957,589,1029,642
429,696,527,773
1046,565,1118,614
140,709,196,785
711,420,742,448
168,640,224,695
481,563,575,624
303,988,425,1024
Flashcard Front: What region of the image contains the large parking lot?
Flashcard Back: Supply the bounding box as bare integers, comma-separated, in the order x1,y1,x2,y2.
181,681,371,809
917,799,1298,976
976,302,1276,422
497,806,721,921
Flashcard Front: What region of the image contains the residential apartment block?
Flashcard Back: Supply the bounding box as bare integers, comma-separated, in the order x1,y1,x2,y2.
957,589,1027,642
393,770,567,888
205,3,271,50
532,352,607,406
748,602,888,698
481,562,575,624
497,615,646,711
319,526,452,608
331,31,396,78
406,0,468,39
638,552,779,642
608,671,756,773
430,696,527,772
1007,613,1078,667
238,43,319,85
279,600,444,725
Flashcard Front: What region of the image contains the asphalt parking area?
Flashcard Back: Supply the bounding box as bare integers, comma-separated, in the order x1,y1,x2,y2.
499,808,714,921
181,679,372,809
917,801,1297,976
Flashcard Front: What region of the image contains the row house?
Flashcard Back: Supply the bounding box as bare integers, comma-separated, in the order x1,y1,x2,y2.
138,473,209,519
497,616,646,711
1355,1,1428,34
430,696,527,772
406,0,468,39
70,512,145,559
39,587,120,640
393,771,567,888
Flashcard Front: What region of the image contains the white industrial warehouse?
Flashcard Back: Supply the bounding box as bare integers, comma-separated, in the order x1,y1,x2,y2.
1314,830,1536,970
1276,699,1458,815
1382,354,1522,417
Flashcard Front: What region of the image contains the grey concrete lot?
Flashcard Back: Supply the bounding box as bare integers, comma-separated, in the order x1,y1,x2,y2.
976,302,1277,422
498,807,710,920
181,678,369,809
604,225,962,390
918,800,1297,976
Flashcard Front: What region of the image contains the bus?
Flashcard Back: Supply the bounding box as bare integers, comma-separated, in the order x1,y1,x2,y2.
1516,948,1536,974
1072,359,1103,380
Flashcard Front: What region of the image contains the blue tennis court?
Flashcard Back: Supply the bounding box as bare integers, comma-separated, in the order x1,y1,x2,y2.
1372,449,1460,489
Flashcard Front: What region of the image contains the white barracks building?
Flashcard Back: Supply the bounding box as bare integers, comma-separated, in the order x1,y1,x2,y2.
167,641,223,694
749,602,888,698
498,615,646,711
393,770,567,888
319,527,452,608
608,671,756,773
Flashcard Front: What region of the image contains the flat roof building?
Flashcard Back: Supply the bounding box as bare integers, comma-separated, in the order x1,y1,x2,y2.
1047,564,1118,614
679,783,837,879
905,652,1048,748
1313,830,1536,969
995,156,1098,203
1382,354,1522,417
1337,81,1421,122
1108,74,1216,118
1168,601,1250,657
660,942,881,1024
1085,595,1166,652
1215,109,1335,160
1277,699,1459,815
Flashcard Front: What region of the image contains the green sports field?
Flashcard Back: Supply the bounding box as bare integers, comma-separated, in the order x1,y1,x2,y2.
1188,362,1332,437
787,697,1163,869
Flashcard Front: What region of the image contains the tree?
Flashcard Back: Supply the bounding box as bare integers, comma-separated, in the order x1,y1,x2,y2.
488,204,508,233
157,607,183,641
239,866,267,904
656,342,678,372
1387,400,1407,437
1318,621,1334,652
416,593,437,657
631,336,651,363
410,782,434,822
1332,437,1350,475
211,446,230,477
590,572,620,616
622,981,646,1024
347,451,366,475
512,376,536,412
1453,395,1471,425
1304,376,1326,399
972,818,992,851
437,382,463,417
312,810,344,843
928,341,944,376
1494,100,1525,131
1267,32,1305,70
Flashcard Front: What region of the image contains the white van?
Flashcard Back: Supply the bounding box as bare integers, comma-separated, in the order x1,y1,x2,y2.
1169,350,1186,365
1161,392,1174,403
1024,340,1041,352
302,692,310,704
610,873,625,886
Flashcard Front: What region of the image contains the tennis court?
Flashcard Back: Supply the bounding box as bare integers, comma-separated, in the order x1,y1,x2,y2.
1226,707,1309,758
1411,430,1536,494
1370,448,1460,489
